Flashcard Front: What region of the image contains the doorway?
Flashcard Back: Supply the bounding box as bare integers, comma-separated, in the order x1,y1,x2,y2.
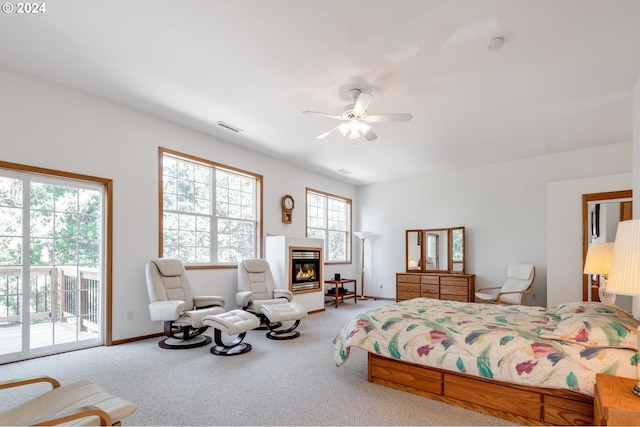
582,190,632,302
0,164,111,363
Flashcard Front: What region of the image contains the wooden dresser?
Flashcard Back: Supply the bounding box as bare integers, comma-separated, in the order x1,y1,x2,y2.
396,272,475,302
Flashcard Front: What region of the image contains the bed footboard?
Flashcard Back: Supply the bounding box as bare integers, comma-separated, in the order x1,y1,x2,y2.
368,353,593,426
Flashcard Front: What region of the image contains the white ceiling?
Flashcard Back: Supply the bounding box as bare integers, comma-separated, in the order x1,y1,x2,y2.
2,0,640,185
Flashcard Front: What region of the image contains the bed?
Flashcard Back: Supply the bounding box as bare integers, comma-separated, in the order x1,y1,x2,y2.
333,298,640,425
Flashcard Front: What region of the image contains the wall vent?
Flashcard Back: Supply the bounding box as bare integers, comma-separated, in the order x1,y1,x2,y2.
216,121,243,133
337,169,351,175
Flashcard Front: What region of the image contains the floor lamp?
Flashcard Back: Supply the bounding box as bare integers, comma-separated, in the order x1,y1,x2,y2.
354,231,373,300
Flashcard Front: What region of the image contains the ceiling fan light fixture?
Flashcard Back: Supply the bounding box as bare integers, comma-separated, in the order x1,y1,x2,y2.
338,122,350,136
303,88,412,144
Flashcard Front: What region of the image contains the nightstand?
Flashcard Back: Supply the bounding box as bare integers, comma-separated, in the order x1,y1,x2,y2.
594,374,640,425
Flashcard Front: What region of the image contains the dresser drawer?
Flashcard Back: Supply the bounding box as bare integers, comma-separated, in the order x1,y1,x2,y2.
421,284,439,294
397,291,420,300
440,276,469,286
441,285,468,296
421,276,439,285
421,292,439,299
398,282,420,292
397,274,421,284
441,294,468,302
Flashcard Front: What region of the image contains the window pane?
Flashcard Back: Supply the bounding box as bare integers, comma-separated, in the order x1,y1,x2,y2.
307,228,325,241
30,210,53,238
55,212,77,238
78,189,100,215
55,187,78,213
29,182,51,210
30,238,54,265
328,230,347,261
0,237,21,265
0,177,23,208
1,206,22,236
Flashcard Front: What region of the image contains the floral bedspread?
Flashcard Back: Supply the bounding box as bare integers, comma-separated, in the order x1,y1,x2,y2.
333,298,640,396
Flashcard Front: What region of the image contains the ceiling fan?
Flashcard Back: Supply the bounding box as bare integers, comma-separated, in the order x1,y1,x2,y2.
302,89,413,145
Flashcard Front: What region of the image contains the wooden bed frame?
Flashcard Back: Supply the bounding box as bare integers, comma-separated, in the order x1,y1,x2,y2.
368,353,594,425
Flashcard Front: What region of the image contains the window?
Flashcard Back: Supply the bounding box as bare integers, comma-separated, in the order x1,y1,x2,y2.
160,148,262,267
306,189,351,263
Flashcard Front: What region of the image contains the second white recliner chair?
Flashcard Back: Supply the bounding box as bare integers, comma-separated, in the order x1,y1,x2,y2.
236,258,307,339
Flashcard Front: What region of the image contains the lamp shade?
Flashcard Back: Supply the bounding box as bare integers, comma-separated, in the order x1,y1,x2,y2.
353,231,373,240
607,219,640,296
583,243,614,275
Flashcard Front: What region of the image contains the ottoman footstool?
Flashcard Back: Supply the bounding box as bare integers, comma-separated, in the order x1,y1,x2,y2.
203,309,260,355
259,302,307,340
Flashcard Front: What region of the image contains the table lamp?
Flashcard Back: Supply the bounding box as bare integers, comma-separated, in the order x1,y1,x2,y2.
583,243,615,305
605,219,640,397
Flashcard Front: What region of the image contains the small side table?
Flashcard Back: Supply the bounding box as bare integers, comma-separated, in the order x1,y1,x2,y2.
324,279,357,309
594,374,640,426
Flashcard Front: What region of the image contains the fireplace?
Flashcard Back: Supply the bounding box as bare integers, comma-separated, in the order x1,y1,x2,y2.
290,248,321,292
265,236,324,312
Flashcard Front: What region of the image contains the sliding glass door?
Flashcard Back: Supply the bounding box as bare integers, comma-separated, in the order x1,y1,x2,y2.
0,170,105,362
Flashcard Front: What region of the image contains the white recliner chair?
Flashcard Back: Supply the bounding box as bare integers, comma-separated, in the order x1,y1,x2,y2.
145,258,226,349
236,258,307,339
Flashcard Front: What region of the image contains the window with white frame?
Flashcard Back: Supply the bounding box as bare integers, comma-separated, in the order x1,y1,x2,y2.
306,189,351,263
160,148,262,266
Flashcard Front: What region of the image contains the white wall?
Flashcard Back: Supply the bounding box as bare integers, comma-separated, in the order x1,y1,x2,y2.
0,65,359,341
357,142,632,307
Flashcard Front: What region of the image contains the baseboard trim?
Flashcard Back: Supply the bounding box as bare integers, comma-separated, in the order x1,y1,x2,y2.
110,332,163,346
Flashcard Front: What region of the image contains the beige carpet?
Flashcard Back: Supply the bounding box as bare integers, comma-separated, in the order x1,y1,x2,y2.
1,298,517,426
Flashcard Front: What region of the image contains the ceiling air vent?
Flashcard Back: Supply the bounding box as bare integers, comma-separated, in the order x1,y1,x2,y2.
216,121,243,133
337,169,351,175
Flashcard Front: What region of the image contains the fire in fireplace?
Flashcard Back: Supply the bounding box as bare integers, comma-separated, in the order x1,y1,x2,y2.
290,248,321,292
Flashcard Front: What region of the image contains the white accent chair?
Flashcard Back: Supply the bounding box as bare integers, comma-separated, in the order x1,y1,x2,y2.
425,256,437,269
236,258,307,339
145,258,225,349
475,263,535,305
0,376,137,426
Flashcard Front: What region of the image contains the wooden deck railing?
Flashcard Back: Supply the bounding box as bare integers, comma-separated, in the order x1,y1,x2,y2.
0,266,100,333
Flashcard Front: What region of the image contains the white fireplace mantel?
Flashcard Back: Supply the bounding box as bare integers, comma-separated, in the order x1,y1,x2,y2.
265,236,325,313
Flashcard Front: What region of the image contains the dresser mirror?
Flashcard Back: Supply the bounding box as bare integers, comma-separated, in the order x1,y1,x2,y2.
406,227,465,274
451,227,465,272
406,230,422,271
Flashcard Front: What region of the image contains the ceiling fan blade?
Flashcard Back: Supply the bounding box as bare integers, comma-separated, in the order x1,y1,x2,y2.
353,92,374,115
316,125,342,139
365,113,413,123
302,110,343,120
363,128,377,141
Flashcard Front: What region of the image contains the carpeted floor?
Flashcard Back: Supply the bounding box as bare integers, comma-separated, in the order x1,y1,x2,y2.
1,298,517,426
